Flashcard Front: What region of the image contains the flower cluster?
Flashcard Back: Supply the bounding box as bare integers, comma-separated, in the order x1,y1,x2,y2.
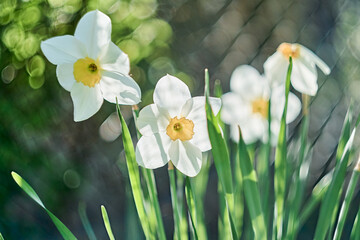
41,10,330,176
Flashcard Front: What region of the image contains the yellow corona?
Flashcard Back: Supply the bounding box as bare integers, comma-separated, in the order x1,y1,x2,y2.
73,57,102,87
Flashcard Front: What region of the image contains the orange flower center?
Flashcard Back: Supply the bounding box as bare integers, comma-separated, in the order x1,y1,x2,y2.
73,57,101,87
166,117,194,141
278,43,300,59
252,98,269,118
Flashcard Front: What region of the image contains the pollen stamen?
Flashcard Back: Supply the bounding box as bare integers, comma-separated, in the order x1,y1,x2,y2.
73,57,101,87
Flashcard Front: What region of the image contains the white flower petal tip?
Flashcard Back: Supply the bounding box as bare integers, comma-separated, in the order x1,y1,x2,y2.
41,10,140,121
264,42,330,96
136,74,220,176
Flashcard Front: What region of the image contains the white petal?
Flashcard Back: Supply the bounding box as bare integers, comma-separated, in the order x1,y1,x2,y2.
291,57,318,96
40,35,87,65
169,140,202,177
230,65,268,99
239,115,267,144
182,96,221,121
299,44,331,75
221,92,251,125
135,132,171,169
263,51,288,86
189,119,211,152
100,42,130,75
100,71,141,105
286,92,301,123
74,10,111,59
56,64,75,91
153,74,191,117
70,82,103,122
136,104,170,136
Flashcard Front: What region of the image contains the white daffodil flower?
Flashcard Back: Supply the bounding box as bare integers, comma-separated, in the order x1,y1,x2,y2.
264,42,331,96
221,65,301,144
41,10,141,121
135,74,221,177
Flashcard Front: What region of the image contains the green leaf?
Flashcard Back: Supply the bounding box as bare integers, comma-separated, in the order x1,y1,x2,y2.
314,126,357,240
116,103,152,239
101,205,115,240
274,56,292,238
185,177,198,240
11,172,77,240
205,69,237,239
168,167,182,240
238,129,267,240
333,168,360,240
0,232,4,240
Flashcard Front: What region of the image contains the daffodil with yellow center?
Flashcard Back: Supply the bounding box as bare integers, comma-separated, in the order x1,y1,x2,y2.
135,75,221,177
40,10,141,121
221,65,301,144
264,42,331,96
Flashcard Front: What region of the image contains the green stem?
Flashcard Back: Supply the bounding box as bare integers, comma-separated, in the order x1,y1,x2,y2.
143,169,167,240
333,169,360,239
274,57,292,238
169,162,181,240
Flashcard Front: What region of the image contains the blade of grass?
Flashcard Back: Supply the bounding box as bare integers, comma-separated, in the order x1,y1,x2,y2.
185,177,199,240
116,103,152,239
274,57,292,238
205,69,237,239
285,112,310,239
238,128,267,240
351,210,360,240
78,202,97,240
11,172,77,240
168,162,182,240
0,233,3,240
101,205,115,240
176,171,189,240
333,160,360,240
314,126,357,240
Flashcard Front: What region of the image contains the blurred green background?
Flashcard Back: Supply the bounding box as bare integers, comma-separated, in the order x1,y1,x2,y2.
1,0,359,239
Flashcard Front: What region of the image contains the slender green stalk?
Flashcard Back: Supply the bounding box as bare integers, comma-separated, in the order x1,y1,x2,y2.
333,162,360,240
351,211,360,240
204,68,237,239
101,205,115,240
176,172,189,240
285,112,310,239
233,142,244,238
168,162,182,240
143,169,166,240
238,128,267,240
78,203,97,240
185,177,199,240
0,233,4,240
274,57,292,238
11,172,77,240
314,127,356,240
116,103,152,239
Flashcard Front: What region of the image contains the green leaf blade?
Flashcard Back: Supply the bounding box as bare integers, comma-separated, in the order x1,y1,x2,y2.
11,172,77,240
